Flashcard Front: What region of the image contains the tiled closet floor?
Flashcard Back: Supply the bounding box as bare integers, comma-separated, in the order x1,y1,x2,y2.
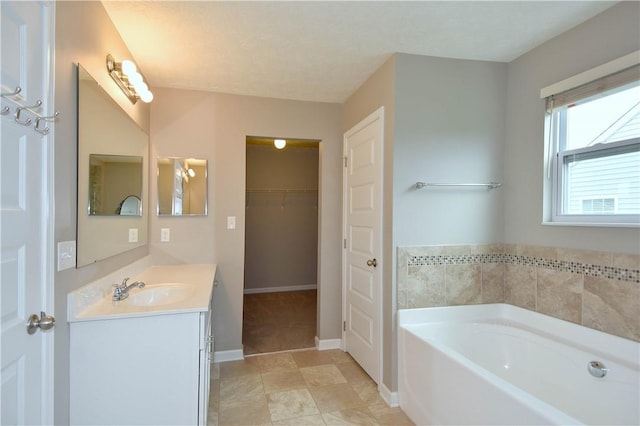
208,349,414,425
243,290,317,355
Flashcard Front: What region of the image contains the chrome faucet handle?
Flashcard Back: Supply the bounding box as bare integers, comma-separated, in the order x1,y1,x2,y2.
112,285,123,301
120,277,130,288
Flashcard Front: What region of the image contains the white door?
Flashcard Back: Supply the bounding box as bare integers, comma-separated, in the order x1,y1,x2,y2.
1,1,55,424
343,107,383,384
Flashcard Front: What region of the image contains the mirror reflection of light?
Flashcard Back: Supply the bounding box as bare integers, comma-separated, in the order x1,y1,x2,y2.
187,168,196,178
504,364,510,369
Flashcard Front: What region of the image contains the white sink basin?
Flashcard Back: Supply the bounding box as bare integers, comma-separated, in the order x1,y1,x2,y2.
127,283,194,307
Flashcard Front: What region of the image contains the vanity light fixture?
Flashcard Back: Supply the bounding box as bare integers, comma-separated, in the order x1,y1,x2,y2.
274,139,286,149
106,54,153,104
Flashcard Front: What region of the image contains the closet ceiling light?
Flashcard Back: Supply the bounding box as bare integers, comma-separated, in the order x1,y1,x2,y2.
274,139,286,149
106,53,153,104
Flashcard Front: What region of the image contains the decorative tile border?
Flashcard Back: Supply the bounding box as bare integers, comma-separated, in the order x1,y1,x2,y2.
409,254,502,267
407,252,639,284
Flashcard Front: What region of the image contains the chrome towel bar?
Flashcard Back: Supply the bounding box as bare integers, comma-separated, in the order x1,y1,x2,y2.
414,182,501,190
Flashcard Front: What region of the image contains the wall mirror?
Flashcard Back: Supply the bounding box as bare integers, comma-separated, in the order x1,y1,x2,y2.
157,158,208,216
77,64,149,267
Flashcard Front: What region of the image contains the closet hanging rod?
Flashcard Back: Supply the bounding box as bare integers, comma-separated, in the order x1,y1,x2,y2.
414,181,501,190
246,188,318,193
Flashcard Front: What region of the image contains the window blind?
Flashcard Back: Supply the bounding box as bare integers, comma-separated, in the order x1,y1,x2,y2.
546,64,640,111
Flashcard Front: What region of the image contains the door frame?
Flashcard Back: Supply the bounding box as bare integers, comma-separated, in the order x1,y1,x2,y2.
341,106,384,384
242,136,321,355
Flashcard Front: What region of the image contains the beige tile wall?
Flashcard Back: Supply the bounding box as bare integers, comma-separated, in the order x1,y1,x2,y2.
397,244,640,341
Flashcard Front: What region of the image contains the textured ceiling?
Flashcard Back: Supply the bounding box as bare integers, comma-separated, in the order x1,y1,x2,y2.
101,1,615,103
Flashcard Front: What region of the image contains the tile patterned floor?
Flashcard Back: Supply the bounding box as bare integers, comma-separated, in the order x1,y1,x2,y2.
209,349,414,425
243,290,317,355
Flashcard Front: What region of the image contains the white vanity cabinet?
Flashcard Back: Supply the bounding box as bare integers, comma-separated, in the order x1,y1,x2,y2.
68,263,216,426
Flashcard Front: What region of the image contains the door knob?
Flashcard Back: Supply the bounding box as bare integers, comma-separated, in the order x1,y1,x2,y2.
366,258,377,267
26,311,56,335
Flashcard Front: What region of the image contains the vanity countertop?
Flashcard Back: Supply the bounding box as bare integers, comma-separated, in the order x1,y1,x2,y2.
68,263,217,322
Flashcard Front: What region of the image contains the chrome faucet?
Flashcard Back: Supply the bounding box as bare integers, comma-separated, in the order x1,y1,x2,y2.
112,277,145,301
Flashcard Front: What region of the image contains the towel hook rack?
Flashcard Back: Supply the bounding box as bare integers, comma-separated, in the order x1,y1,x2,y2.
2,86,59,134
15,100,43,126
34,112,60,135
1,86,22,98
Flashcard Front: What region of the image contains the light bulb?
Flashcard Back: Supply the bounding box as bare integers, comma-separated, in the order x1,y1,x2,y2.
187,168,196,178
128,71,143,86
274,139,286,149
121,60,137,75
140,90,154,103
133,81,148,93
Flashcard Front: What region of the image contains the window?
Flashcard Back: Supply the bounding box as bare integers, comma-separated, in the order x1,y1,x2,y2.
544,63,640,225
580,197,616,214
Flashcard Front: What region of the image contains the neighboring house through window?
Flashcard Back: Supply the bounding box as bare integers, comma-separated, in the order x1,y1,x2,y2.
542,56,640,226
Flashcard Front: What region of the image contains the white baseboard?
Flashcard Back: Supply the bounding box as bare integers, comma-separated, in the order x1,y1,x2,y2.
244,284,317,294
212,349,244,363
380,383,399,407
314,336,342,351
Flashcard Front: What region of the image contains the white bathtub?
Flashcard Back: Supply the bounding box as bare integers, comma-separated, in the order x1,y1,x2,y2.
398,304,639,425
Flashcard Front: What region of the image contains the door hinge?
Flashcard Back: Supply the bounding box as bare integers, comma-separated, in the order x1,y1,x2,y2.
343,238,346,249
343,321,346,332
344,156,347,168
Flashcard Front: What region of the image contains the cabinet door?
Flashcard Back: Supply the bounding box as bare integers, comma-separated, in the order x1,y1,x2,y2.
197,309,213,425
70,314,200,425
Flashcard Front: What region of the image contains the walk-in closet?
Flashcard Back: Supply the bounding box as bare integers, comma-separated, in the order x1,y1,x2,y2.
243,136,320,355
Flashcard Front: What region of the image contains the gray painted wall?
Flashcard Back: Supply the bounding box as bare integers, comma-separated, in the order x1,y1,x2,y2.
393,54,507,247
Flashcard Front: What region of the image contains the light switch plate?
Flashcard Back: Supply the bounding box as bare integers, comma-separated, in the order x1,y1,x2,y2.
128,228,138,243
57,240,76,271
227,216,236,230
160,228,170,242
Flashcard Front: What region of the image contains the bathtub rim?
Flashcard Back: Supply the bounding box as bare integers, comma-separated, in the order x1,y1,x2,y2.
397,303,639,368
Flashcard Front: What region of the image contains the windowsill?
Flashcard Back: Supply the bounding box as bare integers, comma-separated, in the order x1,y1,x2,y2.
542,220,640,228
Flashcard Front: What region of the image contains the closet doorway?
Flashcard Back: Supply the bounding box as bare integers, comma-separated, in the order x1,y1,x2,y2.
243,136,320,355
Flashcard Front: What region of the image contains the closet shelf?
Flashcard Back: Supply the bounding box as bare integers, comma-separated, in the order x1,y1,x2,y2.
246,188,318,193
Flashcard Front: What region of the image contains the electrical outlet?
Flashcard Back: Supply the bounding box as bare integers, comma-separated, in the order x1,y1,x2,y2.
227,216,236,230
128,228,138,243
57,240,76,271
161,228,170,242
